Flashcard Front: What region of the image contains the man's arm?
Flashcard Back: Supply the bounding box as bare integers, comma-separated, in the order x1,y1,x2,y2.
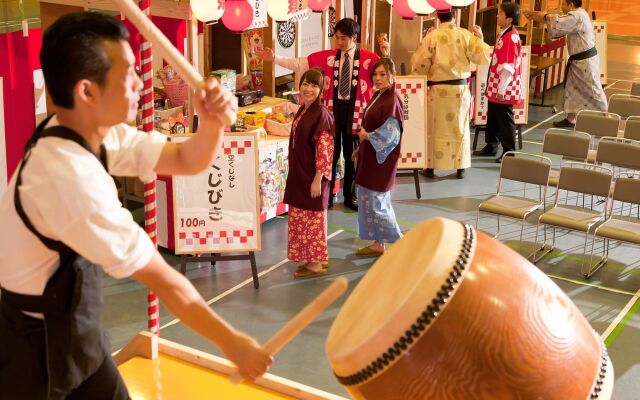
133,251,272,380
258,47,310,75
154,77,236,176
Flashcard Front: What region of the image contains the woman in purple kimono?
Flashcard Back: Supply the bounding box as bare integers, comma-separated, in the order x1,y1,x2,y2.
353,58,404,257
283,69,335,278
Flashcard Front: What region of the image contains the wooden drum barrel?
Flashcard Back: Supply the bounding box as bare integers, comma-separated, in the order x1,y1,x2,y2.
326,218,613,399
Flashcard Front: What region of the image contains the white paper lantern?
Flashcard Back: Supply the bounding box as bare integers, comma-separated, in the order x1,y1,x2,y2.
267,1,290,22
408,0,435,16
445,0,475,6
190,0,225,24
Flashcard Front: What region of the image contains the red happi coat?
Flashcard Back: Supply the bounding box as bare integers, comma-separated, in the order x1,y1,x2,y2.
307,47,378,136
486,25,523,105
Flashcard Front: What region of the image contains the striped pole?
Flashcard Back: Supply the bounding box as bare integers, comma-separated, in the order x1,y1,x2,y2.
138,0,160,336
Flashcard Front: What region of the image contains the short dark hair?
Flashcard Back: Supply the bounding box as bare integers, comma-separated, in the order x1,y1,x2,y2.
299,68,325,96
40,11,130,109
335,18,360,39
370,58,397,83
501,1,520,25
436,11,454,23
566,0,582,7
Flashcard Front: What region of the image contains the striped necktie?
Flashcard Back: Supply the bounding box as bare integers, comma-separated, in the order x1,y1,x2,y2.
339,53,351,99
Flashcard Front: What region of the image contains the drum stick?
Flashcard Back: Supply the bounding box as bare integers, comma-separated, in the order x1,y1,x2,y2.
112,0,236,126
230,277,349,384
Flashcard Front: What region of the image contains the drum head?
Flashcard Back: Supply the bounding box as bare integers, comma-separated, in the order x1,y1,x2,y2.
326,218,473,377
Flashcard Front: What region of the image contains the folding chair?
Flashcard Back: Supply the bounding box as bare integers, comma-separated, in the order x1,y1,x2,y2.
541,128,590,188
586,176,640,278
608,93,640,120
477,152,551,255
574,110,621,162
622,116,640,141
595,137,640,179
532,162,613,269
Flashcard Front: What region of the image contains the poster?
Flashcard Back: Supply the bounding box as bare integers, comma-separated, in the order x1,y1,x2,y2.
173,132,260,254
475,46,531,126
395,76,427,169
593,21,608,86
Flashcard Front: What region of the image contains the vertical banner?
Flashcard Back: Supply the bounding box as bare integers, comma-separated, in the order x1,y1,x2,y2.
248,0,268,29
173,132,260,254
593,20,608,86
396,76,427,169
0,77,6,191
475,46,531,126
300,10,323,58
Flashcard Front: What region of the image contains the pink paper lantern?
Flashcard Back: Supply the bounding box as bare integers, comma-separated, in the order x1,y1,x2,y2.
427,0,451,11
308,0,332,13
393,0,417,20
222,0,253,33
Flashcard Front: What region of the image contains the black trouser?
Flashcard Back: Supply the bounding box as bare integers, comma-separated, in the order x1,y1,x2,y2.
486,101,516,153
331,101,358,201
0,302,130,400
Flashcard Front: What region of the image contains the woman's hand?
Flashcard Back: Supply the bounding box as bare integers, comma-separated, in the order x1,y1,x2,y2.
472,25,483,40
351,147,359,163
310,176,322,198
358,128,369,142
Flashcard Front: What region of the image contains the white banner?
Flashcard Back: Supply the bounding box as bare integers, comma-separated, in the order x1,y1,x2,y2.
593,20,608,86
0,77,6,191
475,46,531,126
248,0,268,29
300,11,323,58
396,76,427,169
173,132,260,254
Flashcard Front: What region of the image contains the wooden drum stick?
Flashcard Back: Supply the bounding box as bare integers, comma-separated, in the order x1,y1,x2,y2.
113,0,236,126
231,277,349,384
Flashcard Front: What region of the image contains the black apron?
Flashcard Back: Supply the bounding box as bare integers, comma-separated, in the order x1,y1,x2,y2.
0,116,111,399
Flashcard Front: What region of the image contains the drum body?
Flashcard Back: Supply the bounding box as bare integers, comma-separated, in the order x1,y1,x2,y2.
326,218,613,400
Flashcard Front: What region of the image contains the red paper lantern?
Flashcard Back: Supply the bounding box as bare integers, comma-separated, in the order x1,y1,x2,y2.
427,0,451,11
221,0,253,33
308,0,332,13
393,0,417,20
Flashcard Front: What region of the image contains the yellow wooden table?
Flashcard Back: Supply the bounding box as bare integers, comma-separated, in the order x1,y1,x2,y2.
115,332,343,400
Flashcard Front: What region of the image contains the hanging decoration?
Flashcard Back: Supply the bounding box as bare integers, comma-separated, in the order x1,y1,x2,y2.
222,0,254,33
190,0,225,24
393,0,417,19
267,1,290,22
408,0,435,16
445,0,475,6
308,0,332,13
427,0,451,11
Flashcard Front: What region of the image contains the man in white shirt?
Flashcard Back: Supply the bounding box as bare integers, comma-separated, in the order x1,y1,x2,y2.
0,12,271,399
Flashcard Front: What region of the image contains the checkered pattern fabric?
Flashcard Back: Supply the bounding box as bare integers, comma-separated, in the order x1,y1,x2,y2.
400,152,423,164
179,230,255,246
486,74,523,102
351,100,363,133
396,83,423,95
223,140,253,155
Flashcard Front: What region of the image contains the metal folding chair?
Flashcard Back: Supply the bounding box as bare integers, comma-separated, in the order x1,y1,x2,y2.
477,152,551,256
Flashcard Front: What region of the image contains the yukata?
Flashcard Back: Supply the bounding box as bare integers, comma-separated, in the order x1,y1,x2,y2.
355,87,404,244
283,100,335,263
411,22,490,170
485,25,523,153
547,8,607,113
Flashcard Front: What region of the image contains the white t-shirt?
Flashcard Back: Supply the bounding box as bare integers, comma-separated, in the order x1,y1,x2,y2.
0,117,167,296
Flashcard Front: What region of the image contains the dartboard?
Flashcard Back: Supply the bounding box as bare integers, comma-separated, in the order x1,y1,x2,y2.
328,6,336,38
277,20,296,49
